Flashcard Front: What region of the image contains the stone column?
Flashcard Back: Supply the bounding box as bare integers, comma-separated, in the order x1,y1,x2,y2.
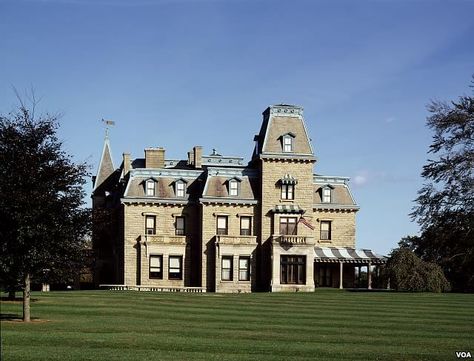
339,261,343,289
367,262,372,290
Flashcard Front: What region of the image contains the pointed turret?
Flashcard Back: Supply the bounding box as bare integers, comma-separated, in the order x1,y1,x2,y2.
93,135,115,191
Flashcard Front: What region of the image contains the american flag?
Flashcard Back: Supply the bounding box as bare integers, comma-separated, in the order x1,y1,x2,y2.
298,217,314,230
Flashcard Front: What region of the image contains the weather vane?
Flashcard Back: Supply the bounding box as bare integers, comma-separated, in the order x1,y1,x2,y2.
101,119,115,138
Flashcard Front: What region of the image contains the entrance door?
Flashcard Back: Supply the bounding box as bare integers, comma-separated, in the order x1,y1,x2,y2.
317,264,333,287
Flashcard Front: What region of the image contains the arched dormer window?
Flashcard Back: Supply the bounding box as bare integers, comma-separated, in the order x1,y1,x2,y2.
322,185,334,203
281,132,296,153
145,178,157,196
227,177,242,197
174,178,188,198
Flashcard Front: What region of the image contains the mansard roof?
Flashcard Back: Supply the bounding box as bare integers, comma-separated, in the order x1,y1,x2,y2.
313,175,359,210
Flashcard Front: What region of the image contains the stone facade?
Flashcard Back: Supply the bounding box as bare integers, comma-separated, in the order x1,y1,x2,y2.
92,104,364,292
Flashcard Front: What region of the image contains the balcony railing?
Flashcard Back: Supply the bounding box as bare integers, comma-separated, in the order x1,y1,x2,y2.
142,235,187,245
273,235,314,245
216,235,257,245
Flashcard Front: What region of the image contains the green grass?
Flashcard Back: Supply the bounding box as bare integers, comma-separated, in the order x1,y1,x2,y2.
1,289,473,361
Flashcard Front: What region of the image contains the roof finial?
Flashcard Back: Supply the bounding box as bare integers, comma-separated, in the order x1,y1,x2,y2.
101,119,115,138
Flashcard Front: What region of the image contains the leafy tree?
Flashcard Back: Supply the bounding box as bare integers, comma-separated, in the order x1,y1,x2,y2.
409,77,474,292
0,101,90,321
384,247,450,292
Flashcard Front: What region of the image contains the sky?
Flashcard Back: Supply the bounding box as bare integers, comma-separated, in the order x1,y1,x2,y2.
1,0,473,255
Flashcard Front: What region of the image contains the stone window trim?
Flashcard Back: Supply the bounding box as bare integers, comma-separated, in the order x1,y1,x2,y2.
320,220,332,241
221,255,233,281
168,255,183,280
280,132,296,153
149,254,163,279
239,256,251,281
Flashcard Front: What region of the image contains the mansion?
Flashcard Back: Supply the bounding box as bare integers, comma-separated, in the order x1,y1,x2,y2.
92,104,385,292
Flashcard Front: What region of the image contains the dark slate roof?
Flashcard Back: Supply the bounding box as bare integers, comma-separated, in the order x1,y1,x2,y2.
94,137,115,191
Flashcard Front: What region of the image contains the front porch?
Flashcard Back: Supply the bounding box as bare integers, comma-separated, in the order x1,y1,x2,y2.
314,247,386,289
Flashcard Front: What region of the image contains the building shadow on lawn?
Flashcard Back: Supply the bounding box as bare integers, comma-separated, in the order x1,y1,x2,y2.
1,297,39,302
1,313,43,322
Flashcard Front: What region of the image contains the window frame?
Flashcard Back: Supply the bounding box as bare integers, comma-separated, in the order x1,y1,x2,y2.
149,255,163,279
146,180,156,196
229,179,239,197
168,255,183,280
145,215,156,235
221,255,233,281
240,216,252,236
282,135,293,152
320,220,332,240
175,216,185,236
280,255,306,285
322,187,331,203
239,256,250,281
281,184,295,200
175,180,186,198
280,216,297,235
216,215,228,235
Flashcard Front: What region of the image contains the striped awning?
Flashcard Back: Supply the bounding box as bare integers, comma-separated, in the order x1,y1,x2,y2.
280,174,298,185
314,247,386,264
273,204,304,214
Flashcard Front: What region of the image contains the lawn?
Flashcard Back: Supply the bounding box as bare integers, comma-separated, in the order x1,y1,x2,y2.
1,289,473,361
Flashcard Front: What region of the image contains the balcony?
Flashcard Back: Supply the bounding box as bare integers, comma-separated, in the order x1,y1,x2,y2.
141,234,187,245
272,235,314,245
216,235,257,245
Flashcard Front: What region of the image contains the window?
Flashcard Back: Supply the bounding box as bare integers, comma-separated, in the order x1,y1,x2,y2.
217,216,228,235
280,217,297,235
239,256,250,281
176,181,186,198
145,215,156,235
322,188,331,203
168,256,183,280
283,135,293,152
281,184,294,200
221,256,233,281
320,221,331,240
175,216,185,236
149,255,163,279
146,180,155,196
240,216,252,236
280,255,306,284
229,179,239,196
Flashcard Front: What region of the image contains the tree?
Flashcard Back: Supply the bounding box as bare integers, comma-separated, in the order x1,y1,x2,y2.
0,101,90,321
384,247,450,292
410,76,474,292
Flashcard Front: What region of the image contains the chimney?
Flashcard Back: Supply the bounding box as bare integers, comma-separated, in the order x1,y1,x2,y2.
193,146,202,169
145,147,165,168
187,149,195,166
123,153,131,175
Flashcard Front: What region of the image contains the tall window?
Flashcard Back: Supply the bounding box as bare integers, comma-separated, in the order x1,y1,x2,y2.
322,188,331,203
217,216,228,235
145,215,156,235
239,256,250,281
176,181,186,198
320,221,331,240
240,216,252,236
149,255,163,279
283,135,293,152
280,255,306,284
168,256,183,280
229,180,239,196
146,180,155,196
281,184,294,200
280,217,297,235
221,256,233,281
175,216,185,235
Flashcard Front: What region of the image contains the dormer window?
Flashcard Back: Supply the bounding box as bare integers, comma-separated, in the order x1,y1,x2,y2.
146,180,156,196
175,180,186,198
322,185,333,203
281,133,295,153
228,177,241,197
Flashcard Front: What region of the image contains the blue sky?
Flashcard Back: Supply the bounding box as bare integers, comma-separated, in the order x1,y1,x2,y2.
1,0,473,254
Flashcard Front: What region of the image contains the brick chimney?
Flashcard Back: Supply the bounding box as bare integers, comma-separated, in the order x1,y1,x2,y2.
187,149,195,166
145,147,165,168
193,146,202,169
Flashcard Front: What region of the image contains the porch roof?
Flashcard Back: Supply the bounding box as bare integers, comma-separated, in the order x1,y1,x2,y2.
314,247,386,264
